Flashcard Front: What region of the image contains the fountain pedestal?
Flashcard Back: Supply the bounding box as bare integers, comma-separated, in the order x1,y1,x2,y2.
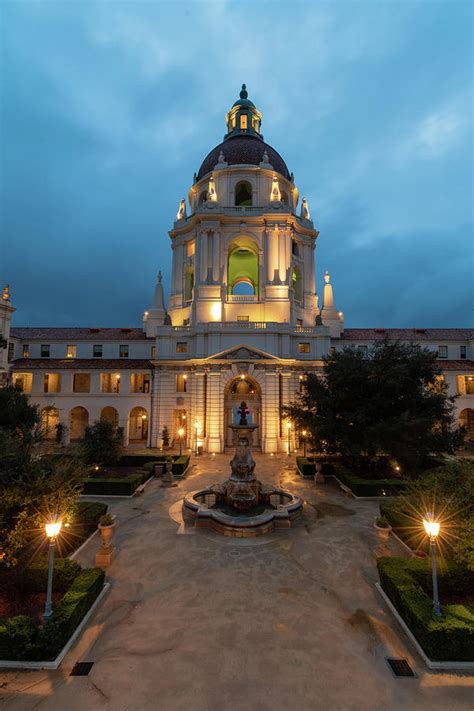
222,425,261,511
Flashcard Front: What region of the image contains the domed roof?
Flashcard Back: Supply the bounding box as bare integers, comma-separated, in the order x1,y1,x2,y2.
197,135,291,181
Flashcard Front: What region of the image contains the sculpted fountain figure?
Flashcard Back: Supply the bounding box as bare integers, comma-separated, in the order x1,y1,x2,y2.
182,401,303,537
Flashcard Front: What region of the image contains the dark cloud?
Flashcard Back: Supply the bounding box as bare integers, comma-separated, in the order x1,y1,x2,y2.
1,0,472,328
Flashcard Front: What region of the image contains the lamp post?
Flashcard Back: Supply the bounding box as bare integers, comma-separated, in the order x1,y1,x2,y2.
178,427,184,456
44,518,62,619
301,430,307,458
423,512,442,617
287,421,291,456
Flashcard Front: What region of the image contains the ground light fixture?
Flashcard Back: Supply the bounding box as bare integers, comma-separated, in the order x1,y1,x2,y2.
44,517,62,619
178,427,185,456
423,512,442,618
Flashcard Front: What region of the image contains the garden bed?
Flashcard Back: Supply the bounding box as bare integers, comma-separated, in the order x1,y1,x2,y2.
377,557,474,664
0,561,106,664
82,466,151,496
333,464,406,497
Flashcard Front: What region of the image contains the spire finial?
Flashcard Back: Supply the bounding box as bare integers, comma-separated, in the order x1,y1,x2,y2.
240,83,248,99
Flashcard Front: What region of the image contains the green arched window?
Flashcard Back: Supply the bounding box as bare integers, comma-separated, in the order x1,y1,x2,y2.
228,244,259,296
184,267,194,302
292,266,302,303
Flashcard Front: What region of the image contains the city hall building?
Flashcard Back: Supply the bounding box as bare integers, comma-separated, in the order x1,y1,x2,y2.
1,87,473,451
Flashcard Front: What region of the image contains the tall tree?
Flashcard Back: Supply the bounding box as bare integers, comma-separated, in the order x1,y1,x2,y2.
284,341,463,471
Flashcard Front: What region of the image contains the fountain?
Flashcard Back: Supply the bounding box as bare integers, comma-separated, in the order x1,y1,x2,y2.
182,401,303,537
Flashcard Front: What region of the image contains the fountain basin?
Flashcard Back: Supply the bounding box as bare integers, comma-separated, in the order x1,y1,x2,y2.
183,488,304,537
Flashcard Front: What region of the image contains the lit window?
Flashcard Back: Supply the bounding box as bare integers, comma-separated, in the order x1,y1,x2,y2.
67,344,76,358
151,345,156,359
176,374,187,392
176,342,188,353
93,344,102,358
460,345,467,359
131,373,150,393
12,372,32,392
23,344,29,358
465,376,474,395
240,114,248,130
237,315,249,322
73,373,91,393
41,344,50,358
101,373,120,393
187,241,195,257
298,343,310,354
119,344,129,358
437,345,448,359
43,373,61,393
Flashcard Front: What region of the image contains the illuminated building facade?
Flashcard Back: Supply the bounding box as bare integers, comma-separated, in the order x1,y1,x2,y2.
2,87,474,450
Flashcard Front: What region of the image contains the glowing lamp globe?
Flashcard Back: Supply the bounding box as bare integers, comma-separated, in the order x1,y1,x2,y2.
45,520,62,539
178,428,185,437
423,515,440,538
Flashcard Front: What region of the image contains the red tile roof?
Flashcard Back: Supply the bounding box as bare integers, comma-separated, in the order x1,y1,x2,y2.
340,328,473,341
11,359,152,370
435,360,474,371
10,328,152,341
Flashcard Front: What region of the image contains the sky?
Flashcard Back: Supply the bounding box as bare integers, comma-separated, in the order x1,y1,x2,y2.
1,0,472,328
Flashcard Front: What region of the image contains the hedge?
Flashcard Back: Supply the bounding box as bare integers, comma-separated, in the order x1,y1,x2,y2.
20,558,81,594
0,567,105,661
82,470,148,496
334,465,406,497
171,455,190,477
296,457,316,478
377,557,474,661
118,454,174,466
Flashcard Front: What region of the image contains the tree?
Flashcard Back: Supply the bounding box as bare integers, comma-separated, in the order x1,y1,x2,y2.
0,387,85,567
81,420,124,466
284,341,463,472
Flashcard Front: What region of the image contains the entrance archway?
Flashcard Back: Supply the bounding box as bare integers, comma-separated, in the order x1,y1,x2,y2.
100,406,119,430
224,375,261,448
129,406,148,442
70,406,89,441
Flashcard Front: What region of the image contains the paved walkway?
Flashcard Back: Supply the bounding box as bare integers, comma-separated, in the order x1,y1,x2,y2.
1,454,472,710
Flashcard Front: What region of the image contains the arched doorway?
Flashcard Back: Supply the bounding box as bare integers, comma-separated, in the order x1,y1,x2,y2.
129,406,148,442
41,406,59,440
70,406,89,441
100,406,119,430
460,408,474,442
224,375,261,448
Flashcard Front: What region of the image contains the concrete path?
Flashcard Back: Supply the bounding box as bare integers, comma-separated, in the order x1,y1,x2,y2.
1,454,472,710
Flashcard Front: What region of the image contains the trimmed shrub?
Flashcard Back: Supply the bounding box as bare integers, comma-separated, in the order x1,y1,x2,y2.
20,558,81,593
172,455,190,477
296,457,316,478
39,568,105,659
118,454,166,466
0,615,38,660
335,465,406,497
82,471,146,496
377,557,474,661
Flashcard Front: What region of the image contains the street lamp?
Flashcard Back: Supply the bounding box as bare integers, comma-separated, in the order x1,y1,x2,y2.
44,517,62,619
178,427,184,456
423,512,442,617
286,421,291,456
301,429,307,458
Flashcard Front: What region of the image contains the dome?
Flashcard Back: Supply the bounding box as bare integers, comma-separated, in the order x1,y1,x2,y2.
197,135,291,181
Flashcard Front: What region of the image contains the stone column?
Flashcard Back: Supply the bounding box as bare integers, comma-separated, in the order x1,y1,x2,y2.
200,229,208,282
212,230,220,283
280,370,292,452
150,369,163,449
206,369,223,452
262,370,279,453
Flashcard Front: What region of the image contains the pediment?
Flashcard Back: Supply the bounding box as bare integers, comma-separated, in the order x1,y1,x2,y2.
207,344,279,361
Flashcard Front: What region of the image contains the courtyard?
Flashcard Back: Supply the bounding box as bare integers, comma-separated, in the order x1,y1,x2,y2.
0,454,472,711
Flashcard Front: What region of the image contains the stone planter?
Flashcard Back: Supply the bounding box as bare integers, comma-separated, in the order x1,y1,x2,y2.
95,520,116,568
374,521,392,542
314,462,325,484
162,460,177,487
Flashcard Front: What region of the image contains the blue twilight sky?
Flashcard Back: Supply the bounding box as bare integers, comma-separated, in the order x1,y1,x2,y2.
1,0,472,328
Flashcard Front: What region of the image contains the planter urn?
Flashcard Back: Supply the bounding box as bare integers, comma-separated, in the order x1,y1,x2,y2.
162,460,176,487
314,461,325,484
95,521,116,568
374,521,392,542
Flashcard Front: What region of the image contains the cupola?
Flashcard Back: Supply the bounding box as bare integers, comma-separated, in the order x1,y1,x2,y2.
225,84,263,141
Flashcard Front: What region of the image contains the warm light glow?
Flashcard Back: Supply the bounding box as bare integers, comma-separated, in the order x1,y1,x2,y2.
338,311,343,317
212,452,216,457
302,430,307,436
423,514,440,538
207,176,217,202
270,452,274,457
183,374,187,380
210,302,222,321
45,520,62,539
299,375,304,380
286,422,291,430
195,421,199,429
270,175,281,202
240,374,245,380
182,414,186,420
395,465,400,472
94,465,99,471
178,428,185,437
115,374,121,379
144,311,149,317
142,414,147,420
